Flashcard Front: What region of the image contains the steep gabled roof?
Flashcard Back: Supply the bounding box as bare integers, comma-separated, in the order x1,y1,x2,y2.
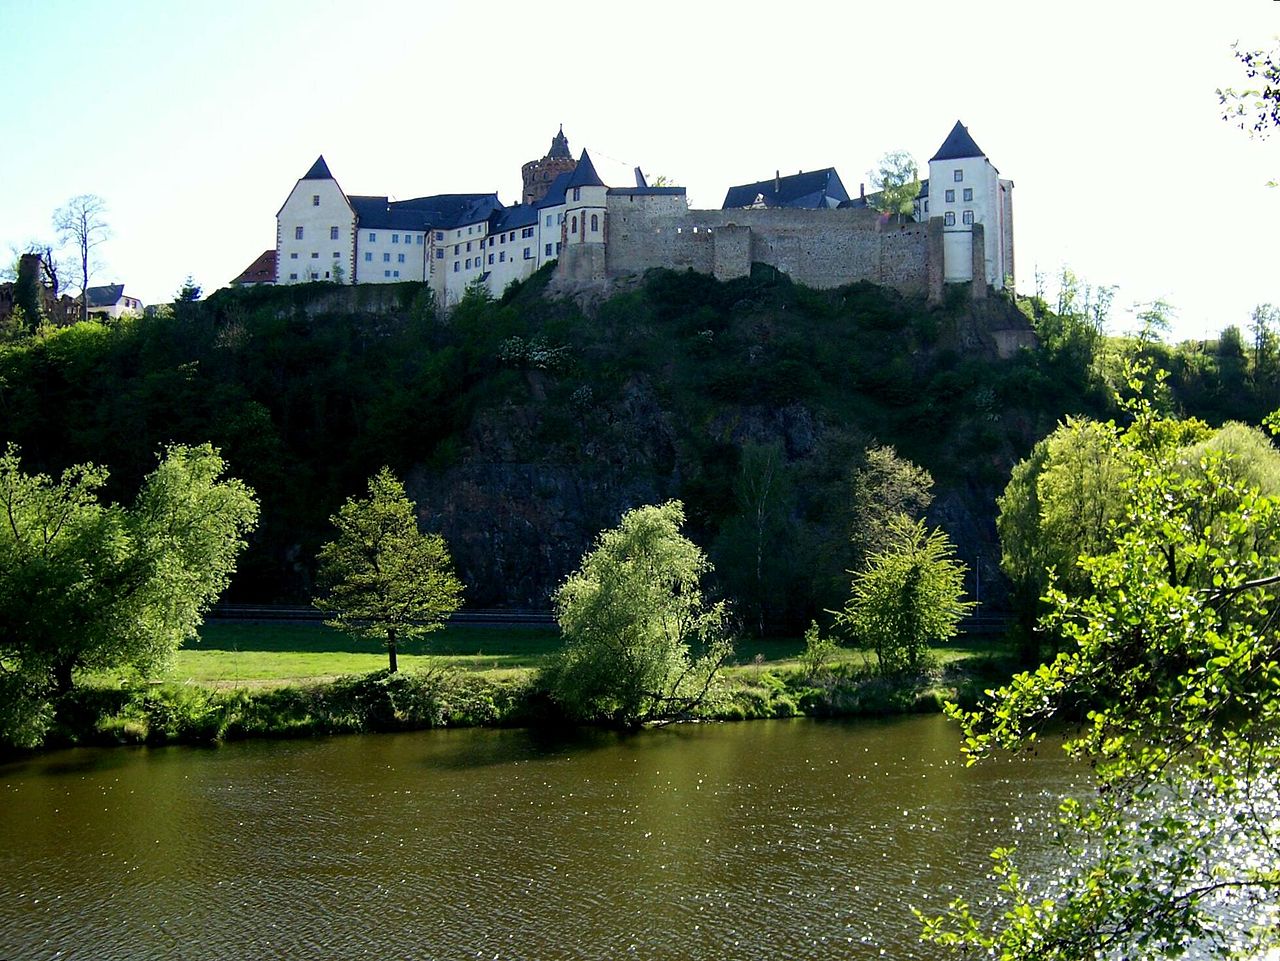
84,284,125,307
302,155,334,180
547,125,571,160
535,170,575,208
490,203,539,232
565,149,605,189
232,250,277,286
722,167,849,210
929,122,985,162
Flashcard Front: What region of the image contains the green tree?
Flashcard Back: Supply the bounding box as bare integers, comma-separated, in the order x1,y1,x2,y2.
544,500,731,728
848,444,934,568
867,150,921,224
0,443,258,744
836,515,973,676
314,468,463,673
923,388,1280,959
175,276,202,303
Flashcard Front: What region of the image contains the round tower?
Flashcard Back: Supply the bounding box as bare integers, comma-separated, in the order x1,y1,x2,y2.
522,125,577,205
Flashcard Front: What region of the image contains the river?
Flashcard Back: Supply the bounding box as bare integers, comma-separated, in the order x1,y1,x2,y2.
0,715,1081,960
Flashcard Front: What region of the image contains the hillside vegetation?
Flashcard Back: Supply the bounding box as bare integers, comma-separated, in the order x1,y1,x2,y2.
0,266,1265,632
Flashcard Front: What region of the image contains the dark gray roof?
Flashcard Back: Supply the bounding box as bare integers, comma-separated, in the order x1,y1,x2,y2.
607,186,687,197
534,170,574,208
302,156,333,180
547,125,571,160
84,284,124,307
565,150,605,189
838,177,930,210
350,193,502,231
930,121,985,162
490,203,539,232
722,167,849,210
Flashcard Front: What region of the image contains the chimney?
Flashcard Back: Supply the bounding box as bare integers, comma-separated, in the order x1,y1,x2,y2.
860,183,865,198
774,170,780,194
634,166,647,188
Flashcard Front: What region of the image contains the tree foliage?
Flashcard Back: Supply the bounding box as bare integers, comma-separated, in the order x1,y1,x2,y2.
836,515,973,676
0,443,258,745
313,468,463,673
868,150,921,223
545,500,731,728
924,381,1280,959
52,194,109,321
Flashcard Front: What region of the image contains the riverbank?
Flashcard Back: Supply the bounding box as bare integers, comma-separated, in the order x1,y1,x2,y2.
38,653,1014,751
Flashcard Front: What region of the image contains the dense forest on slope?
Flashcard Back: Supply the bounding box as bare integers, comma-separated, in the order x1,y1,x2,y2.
0,266,1268,631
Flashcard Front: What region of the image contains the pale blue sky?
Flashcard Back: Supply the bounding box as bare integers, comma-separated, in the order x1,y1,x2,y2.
0,0,1275,342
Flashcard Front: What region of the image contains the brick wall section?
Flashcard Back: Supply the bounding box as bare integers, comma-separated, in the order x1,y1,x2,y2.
602,197,932,295
970,223,987,300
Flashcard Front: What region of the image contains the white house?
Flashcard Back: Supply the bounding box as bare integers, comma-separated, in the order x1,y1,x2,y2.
83,284,143,319
926,121,1014,287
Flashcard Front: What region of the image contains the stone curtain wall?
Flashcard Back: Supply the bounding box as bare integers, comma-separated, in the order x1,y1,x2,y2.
603,197,934,296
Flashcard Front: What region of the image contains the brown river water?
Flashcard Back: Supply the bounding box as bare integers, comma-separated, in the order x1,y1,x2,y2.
0,715,1081,960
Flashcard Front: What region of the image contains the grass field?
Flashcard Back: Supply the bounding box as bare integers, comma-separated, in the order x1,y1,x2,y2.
155,621,1012,688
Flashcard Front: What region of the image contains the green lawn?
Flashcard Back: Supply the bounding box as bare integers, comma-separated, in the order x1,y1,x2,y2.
150,621,1013,688
165,621,563,686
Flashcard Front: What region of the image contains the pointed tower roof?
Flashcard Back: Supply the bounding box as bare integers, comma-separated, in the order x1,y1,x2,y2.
566,149,605,189
302,155,334,180
547,125,571,160
929,122,986,162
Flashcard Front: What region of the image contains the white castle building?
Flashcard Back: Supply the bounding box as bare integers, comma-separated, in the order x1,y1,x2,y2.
270,123,1013,303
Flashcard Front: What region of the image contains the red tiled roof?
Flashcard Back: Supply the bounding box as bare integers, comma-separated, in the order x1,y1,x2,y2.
232,249,277,285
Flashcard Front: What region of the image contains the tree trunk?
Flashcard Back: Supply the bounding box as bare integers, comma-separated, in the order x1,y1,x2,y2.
53,657,76,698
387,629,398,673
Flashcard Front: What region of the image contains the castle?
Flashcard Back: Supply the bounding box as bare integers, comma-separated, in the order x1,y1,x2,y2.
268,122,1013,305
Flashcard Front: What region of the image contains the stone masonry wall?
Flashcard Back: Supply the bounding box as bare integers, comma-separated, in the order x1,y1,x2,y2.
603,197,934,296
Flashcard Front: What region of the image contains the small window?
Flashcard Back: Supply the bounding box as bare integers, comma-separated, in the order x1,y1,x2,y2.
523,247,532,260
384,270,391,277
924,200,929,214
953,169,963,182
383,253,390,262
393,270,399,278
290,252,298,260
499,251,505,262
545,243,552,256
467,226,473,235
465,258,471,268
453,245,459,255
590,214,598,232
555,242,562,254
545,215,552,227
435,231,444,241
310,272,318,280
397,254,404,263
944,189,955,203
962,210,974,225
295,226,304,240
392,234,399,244
330,226,339,240
311,252,319,259
324,271,330,279
435,249,444,259
453,262,459,273
963,188,973,202
466,242,472,252
417,235,424,244
571,216,578,233
944,211,956,226
572,187,581,201
365,252,372,262
488,254,494,265
289,272,298,280
312,195,319,206
369,232,376,242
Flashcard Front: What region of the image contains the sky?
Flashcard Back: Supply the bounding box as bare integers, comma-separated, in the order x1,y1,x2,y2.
0,0,1275,343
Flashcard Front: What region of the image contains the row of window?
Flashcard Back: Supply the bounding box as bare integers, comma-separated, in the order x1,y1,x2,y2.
943,188,974,204
366,232,424,245
289,251,344,260
943,210,976,226
364,252,408,263
294,226,344,240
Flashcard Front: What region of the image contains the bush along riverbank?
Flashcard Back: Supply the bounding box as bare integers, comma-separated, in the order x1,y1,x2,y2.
19,654,1015,752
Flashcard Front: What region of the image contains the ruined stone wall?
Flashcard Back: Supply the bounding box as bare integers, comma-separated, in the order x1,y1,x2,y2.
602,197,933,296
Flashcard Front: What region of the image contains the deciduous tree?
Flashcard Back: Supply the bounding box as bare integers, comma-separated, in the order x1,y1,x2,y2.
314,468,463,673
52,194,110,322
868,150,921,225
923,385,1280,960
0,443,258,745
545,501,731,728
836,515,973,676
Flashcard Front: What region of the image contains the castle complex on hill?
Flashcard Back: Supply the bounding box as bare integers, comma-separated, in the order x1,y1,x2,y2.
265,123,1013,306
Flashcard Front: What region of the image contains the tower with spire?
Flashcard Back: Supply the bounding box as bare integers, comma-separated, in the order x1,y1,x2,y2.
522,125,578,205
